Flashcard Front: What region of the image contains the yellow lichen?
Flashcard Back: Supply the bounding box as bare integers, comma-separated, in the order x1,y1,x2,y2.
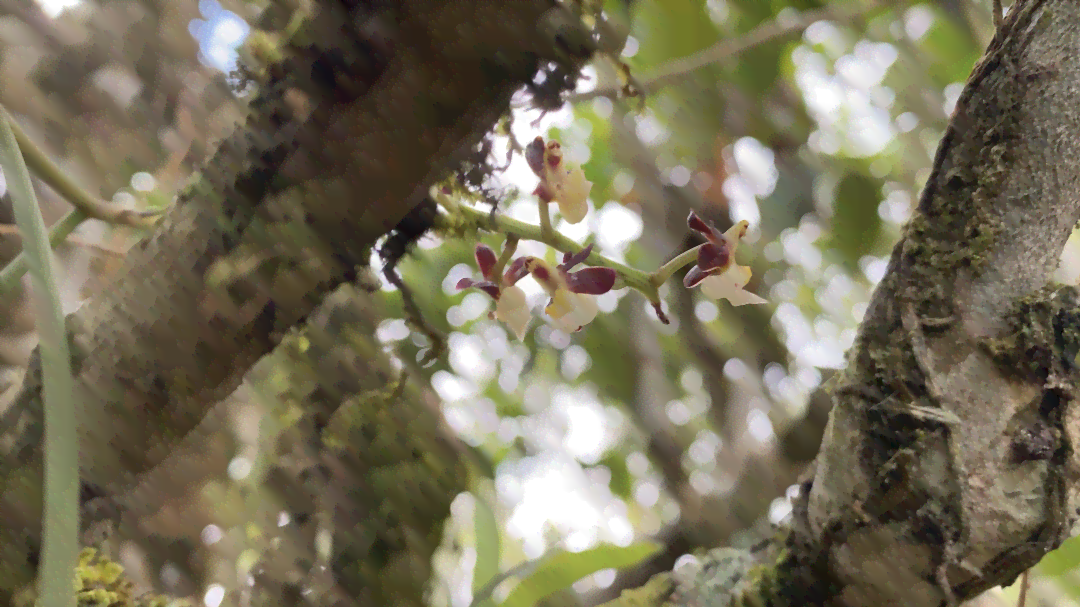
15,547,189,607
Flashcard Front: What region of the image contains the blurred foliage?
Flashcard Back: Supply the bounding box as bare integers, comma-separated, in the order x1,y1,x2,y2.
3,0,1080,605
500,542,663,607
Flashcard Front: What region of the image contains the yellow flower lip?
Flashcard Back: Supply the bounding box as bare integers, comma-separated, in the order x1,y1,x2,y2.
523,257,566,294
545,289,576,318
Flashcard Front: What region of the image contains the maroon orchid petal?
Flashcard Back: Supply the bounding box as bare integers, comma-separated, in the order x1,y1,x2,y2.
503,257,529,286
686,211,724,244
456,277,501,300
559,244,595,271
533,183,554,203
696,242,731,273
683,265,709,288
545,142,563,169
651,301,671,325
526,258,555,283
566,267,617,294
687,211,711,235
525,136,546,177
475,244,498,279
477,284,502,299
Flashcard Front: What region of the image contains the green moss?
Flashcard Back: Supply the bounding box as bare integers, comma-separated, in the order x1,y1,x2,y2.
835,77,1026,473
982,285,1080,381
432,205,482,241
14,548,189,607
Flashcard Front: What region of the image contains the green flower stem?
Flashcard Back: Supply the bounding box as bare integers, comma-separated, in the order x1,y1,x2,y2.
7,111,162,229
451,205,701,303
0,208,87,296
538,199,554,241
492,235,519,281
0,110,167,298
650,245,703,288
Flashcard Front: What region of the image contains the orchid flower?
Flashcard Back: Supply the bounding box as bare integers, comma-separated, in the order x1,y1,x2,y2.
683,211,768,307
456,243,532,339
526,136,592,224
516,244,616,333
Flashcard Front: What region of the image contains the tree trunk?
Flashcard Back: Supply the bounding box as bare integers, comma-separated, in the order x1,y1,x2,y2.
0,0,594,600
602,0,1080,605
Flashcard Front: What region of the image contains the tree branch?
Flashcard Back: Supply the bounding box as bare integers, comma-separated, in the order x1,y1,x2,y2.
603,0,1080,605
0,0,595,598
567,2,888,105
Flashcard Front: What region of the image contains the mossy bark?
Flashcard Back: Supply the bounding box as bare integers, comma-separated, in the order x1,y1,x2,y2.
0,0,595,601
600,1,1080,605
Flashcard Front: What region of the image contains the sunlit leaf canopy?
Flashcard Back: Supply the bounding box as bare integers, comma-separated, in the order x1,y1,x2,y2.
5,0,1080,605
391,1,1080,605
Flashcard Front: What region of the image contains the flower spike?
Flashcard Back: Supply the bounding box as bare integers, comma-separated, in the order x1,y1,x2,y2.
456,242,533,339
683,212,767,307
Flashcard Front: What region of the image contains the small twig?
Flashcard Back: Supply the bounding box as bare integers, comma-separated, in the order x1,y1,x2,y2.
568,2,884,104
0,208,86,296
381,371,408,403
4,106,164,229
993,0,1004,31
382,260,445,365
0,224,126,257
1017,569,1029,607
937,559,958,607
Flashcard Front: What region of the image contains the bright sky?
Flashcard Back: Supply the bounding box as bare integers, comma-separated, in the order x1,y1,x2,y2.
35,0,77,18
36,0,248,72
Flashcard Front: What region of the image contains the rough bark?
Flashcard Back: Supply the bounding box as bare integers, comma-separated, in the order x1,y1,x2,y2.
0,0,595,598
81,280,475,606
602,1,1080,605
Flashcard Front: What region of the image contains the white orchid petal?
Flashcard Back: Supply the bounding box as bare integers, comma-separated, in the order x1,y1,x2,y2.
553,314,580,333
501,308,531,339
496,286,532,340
545,290,599,332
729,265,752,289
557,198,589,224
547,163,592,224
722,289,769,307
699,266,767,306
497,285,527,312
568,293,599,326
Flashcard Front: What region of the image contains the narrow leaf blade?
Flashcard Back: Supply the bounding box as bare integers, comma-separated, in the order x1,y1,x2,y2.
472,496,501,607
500,542,662,607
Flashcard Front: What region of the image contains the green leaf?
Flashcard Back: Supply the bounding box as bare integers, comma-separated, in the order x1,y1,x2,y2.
500,542,662,607
917,10,983,85
827,170,883,266
1037,535,1080,576
473,495,501,607
596,453,633,499
0,105,79,607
